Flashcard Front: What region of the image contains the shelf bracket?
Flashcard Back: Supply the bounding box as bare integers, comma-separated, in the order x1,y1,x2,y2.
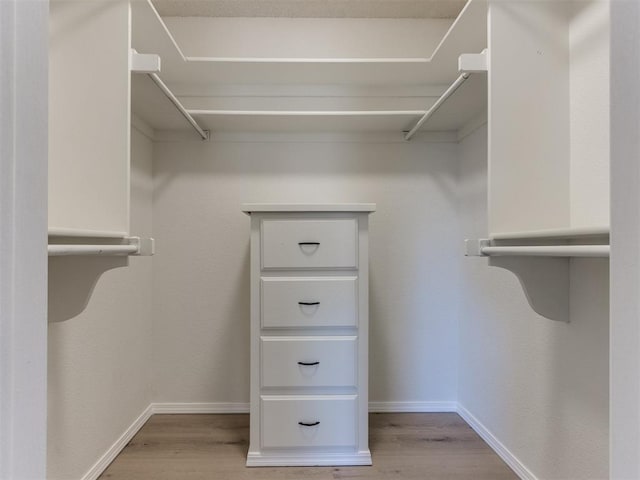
459,49,488,73
130,49,161,74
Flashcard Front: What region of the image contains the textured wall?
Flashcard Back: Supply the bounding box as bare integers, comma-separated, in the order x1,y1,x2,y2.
47,128,154,480
151,137,461,405
458,125,609,479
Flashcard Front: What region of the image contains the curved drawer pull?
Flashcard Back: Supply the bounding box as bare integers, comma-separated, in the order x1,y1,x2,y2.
298,421,320,427
297,361,320,366
298,301,320,306
298,242,320,246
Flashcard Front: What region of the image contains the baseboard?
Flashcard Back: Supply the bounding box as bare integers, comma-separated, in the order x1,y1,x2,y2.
456,403,537,480
151,401,457,415
369,401,458,413
80,404,153,480
246,450,372,467
151,402,251,414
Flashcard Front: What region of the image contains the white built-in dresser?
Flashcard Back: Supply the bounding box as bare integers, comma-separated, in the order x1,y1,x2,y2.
242,204,375,467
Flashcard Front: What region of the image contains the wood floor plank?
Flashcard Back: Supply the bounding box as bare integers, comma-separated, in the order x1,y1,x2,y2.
98,413,517,480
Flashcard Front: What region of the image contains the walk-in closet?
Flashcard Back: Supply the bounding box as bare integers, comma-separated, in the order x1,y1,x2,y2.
2,0,639,479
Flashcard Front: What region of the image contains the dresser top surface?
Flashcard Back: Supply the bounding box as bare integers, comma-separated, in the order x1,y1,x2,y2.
242,203,376,214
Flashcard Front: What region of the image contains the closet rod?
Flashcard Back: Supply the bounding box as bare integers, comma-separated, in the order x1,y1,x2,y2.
148,73,209,140
479,245,610,258
48,244,138,256
404,72,470,141
48,237,155,257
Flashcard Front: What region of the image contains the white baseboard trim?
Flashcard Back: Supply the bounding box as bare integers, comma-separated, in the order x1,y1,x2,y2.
456,403,536,480
369,401,458,413
151,402,250,414
151,401,457,415
80,404,153,480
246,450,372,467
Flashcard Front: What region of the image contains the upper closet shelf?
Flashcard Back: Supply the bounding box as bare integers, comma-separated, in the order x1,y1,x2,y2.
131,0,487,87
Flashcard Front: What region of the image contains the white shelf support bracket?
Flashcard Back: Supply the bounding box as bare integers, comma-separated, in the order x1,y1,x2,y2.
129,236,155,256
130,49,161,74
465,238,491,256
458,49,488,73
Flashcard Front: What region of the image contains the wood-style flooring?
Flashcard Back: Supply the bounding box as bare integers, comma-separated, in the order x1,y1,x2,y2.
99,413,517,479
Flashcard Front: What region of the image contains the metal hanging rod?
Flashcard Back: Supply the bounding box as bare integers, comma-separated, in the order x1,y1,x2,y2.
147,73,209,141
48,237,155,257
465,239,610,258
404,72,470,141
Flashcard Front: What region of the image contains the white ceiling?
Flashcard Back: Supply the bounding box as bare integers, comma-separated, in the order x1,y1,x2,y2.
151,0,467,19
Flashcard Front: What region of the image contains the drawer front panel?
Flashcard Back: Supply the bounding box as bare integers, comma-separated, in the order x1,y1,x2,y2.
261,277,357,328
261,219,358,269
261,396,357,449
261,337,357,388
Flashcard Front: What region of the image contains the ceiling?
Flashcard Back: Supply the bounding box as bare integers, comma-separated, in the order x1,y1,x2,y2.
151,0,467,19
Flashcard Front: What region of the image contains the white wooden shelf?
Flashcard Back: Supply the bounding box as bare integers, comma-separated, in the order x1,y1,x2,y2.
132,0,487,87
130,0,488,136
188,110,425,134
490,226,610,241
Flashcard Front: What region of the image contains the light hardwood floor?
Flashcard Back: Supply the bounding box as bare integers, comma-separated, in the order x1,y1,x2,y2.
99,413,518,479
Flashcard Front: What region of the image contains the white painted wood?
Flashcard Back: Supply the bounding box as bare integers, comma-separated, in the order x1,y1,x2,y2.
261,337,357,388
47,237,155,257
48,227,129,238
488,0,571,234
243,203,376,213
261,277,357,328
261,218,358,270
130,51,161,74
147,73,209,140
151,402,250,414
610,1,640,477
488,0,610,236
458,50,488,73
131,0,486,86
490,226,610,241
404,72,471,140
479,245,609,258
190,110,425,134
261,395,357,449
0,1,48,478
246,207,373,466
49,0,131,234
80,405,153,480
457,404,538,480
150,401,457,414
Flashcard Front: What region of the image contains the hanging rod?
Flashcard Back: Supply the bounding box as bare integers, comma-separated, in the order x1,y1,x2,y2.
147,73,209,141
48,237,155,257
404,72,470,141
465,239,610,258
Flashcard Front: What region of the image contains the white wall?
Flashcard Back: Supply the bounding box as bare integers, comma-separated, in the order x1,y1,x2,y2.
151,136,460,406
458,125,609,479
163,17,452,58
47,128,154,480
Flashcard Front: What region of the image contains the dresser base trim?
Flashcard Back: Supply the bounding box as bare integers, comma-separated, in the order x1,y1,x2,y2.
246,450,372,467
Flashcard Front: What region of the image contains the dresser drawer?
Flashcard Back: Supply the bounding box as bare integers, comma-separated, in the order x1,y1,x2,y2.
261,336,356,388
261,219,358,269
261,277,357,328
261,396,357,449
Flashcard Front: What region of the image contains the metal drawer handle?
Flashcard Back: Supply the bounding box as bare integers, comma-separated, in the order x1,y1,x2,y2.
298,301,320,306
298,242,320,246
297,361,320,366
298,421,320,427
